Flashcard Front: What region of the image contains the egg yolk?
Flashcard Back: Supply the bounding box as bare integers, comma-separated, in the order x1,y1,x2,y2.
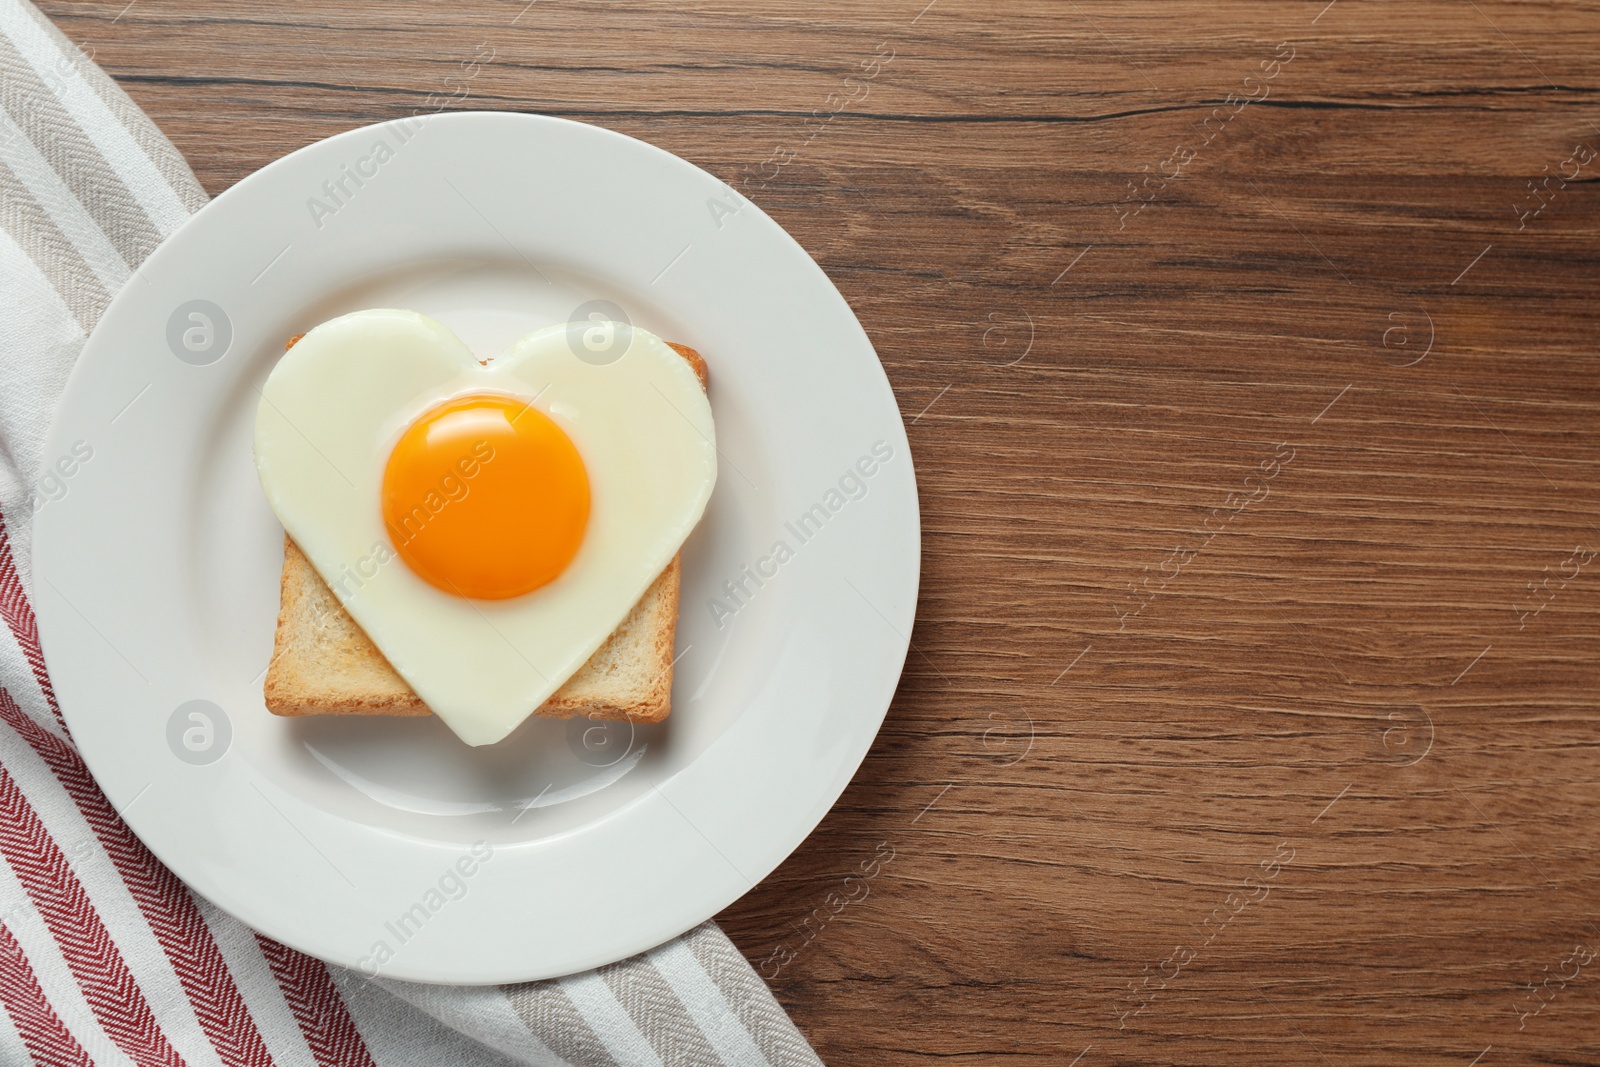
382,393,589,600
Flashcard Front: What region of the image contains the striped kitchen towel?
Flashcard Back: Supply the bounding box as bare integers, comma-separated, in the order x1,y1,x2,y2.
0,1,824,1064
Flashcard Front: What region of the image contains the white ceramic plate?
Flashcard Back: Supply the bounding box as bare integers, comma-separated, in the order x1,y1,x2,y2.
32,112,918,984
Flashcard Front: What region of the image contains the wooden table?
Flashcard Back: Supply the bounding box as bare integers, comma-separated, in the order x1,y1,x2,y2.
45,0,1600,1062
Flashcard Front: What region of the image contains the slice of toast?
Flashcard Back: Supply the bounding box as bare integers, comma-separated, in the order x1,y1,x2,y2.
261,339,709,727
263,539,680,723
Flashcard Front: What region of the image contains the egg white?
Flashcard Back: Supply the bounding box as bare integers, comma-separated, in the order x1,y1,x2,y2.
254,309,717,746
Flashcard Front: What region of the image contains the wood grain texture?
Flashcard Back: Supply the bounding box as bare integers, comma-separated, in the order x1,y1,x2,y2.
39,0,1600,1062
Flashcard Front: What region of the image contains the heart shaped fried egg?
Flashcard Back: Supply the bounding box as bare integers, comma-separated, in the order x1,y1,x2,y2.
254,309,717,746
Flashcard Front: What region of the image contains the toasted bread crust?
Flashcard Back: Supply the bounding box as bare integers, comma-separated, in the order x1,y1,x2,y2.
667,342,709,390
